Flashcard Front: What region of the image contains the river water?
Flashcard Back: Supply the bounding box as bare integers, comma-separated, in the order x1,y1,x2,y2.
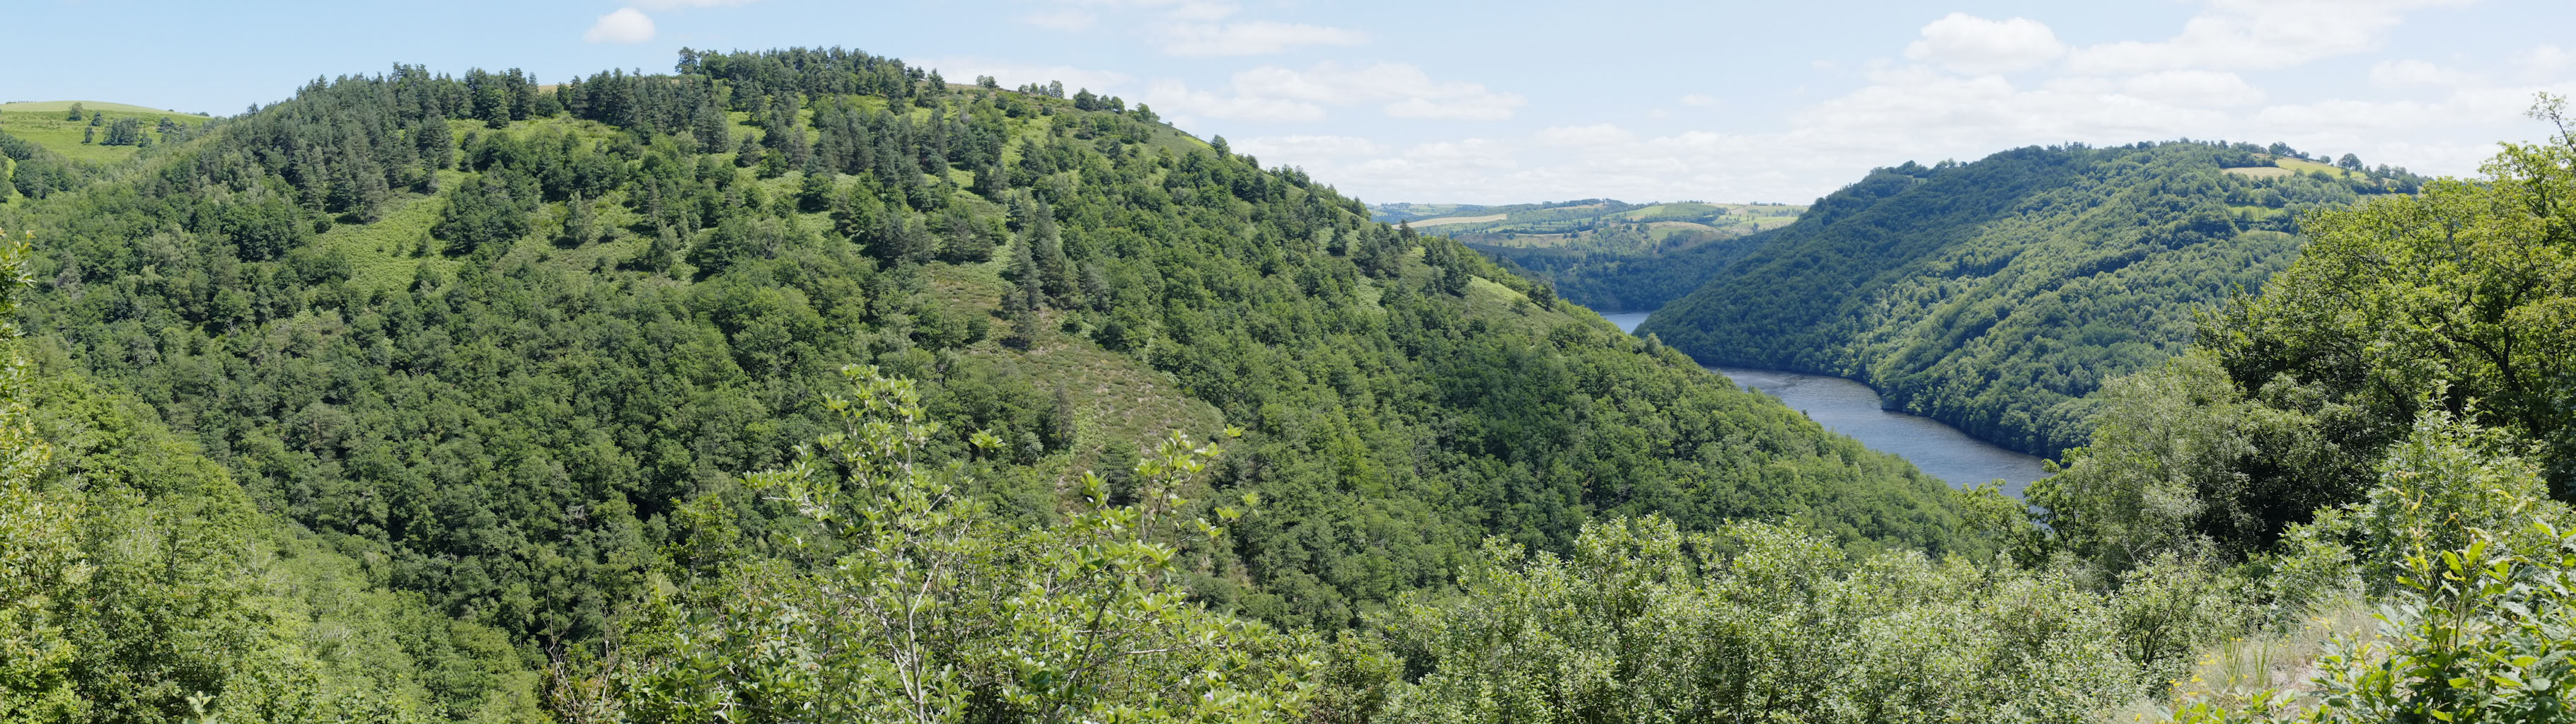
1603,311,2049,496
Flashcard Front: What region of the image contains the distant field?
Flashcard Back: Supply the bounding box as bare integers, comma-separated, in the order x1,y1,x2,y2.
2272,156,2357,178
0,100,209,115
2222,155,2360,181
1411,214,1507,227
0,101,212,164
1389,199,1808,254
2221,166,2292,178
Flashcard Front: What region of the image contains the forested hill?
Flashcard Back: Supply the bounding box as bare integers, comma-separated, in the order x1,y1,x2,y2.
1639,141,2420,457
1369,198,1803,312
0,47,1976,720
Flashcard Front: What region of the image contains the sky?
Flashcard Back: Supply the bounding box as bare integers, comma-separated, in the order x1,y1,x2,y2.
11,0,2576,205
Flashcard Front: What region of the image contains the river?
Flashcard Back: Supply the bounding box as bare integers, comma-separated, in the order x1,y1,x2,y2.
1603,311,2050,496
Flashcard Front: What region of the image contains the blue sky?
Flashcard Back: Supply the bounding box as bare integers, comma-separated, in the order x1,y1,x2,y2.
11,0,2574,204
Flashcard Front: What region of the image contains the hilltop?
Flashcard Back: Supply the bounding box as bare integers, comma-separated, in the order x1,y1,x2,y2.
0,100,209,115
1372,198,1799,242
0,100,212,165
1371,198,1806,311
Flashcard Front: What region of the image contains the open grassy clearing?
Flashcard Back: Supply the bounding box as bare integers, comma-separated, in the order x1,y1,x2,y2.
2221,165,2293,178
923,252,1228,476
0,100,209,115
2271,156,2357,177
0,106,209,164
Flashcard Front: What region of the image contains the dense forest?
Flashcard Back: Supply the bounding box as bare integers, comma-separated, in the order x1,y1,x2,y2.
4,46,2573,724
0,48,1980,723
1638,142,2421,457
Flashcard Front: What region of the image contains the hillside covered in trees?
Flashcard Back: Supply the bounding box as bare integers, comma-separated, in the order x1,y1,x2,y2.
0,48,1984,723
5,42,2575,724
1638,141,2421,456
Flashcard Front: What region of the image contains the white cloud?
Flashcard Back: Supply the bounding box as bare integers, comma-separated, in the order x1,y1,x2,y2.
2066,0,2470,74
1536,124,1636,147
1019,8,1097,31
1904,13,2065,74
2121,70,2265,107
1148,79,1326,123
635,0,756,7
583,8,656,44
1110,0,2554,206
1150,62,1524,123
1232,135,1387,159
1386,95,1523,120
2369,59,2481,88
1157,21,1366,57
1335,139,1520,195
2522,45,2574,81
1017,0,1368,57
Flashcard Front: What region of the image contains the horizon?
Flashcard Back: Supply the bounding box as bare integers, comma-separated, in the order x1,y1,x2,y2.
11,0,2575,205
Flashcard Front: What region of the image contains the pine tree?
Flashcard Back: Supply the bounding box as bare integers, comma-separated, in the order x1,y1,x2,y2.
1030,202,1075,306
691,101,729,152
563,192,596,245
1009,227,1041,311
1046,387,1078,450
1010,303,1042,351
415,116,454,179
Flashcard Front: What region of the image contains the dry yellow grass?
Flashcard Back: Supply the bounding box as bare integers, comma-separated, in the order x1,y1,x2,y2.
2108,601,2381,722
2222,166,2293,179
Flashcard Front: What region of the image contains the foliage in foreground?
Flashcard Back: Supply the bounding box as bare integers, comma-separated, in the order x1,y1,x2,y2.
607,366,1315,723
2172,413,2576,723
1377,516,2144,723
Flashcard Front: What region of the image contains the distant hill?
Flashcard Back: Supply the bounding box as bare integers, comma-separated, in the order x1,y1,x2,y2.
0,100,209,115
0,100,212,165
1371,198,1806,312
1639,141,2422,457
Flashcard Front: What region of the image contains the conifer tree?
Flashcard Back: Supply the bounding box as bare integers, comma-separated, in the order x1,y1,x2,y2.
562,191,596,245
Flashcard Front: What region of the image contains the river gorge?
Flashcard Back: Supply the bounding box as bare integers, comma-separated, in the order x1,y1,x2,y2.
1604,311,2051,497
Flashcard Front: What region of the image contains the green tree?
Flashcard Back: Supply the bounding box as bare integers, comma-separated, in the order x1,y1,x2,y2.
432,170,538,255
101,117,146,146
2029,351,2349,574
2203,105,2576,494
560,191,596,246
1379,517,2144,723
0,234,83,724
615,366,1316,723
2173,414,2576,724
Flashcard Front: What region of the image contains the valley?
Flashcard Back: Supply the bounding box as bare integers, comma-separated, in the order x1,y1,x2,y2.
1603,311,2048,494
2,11,2572,722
